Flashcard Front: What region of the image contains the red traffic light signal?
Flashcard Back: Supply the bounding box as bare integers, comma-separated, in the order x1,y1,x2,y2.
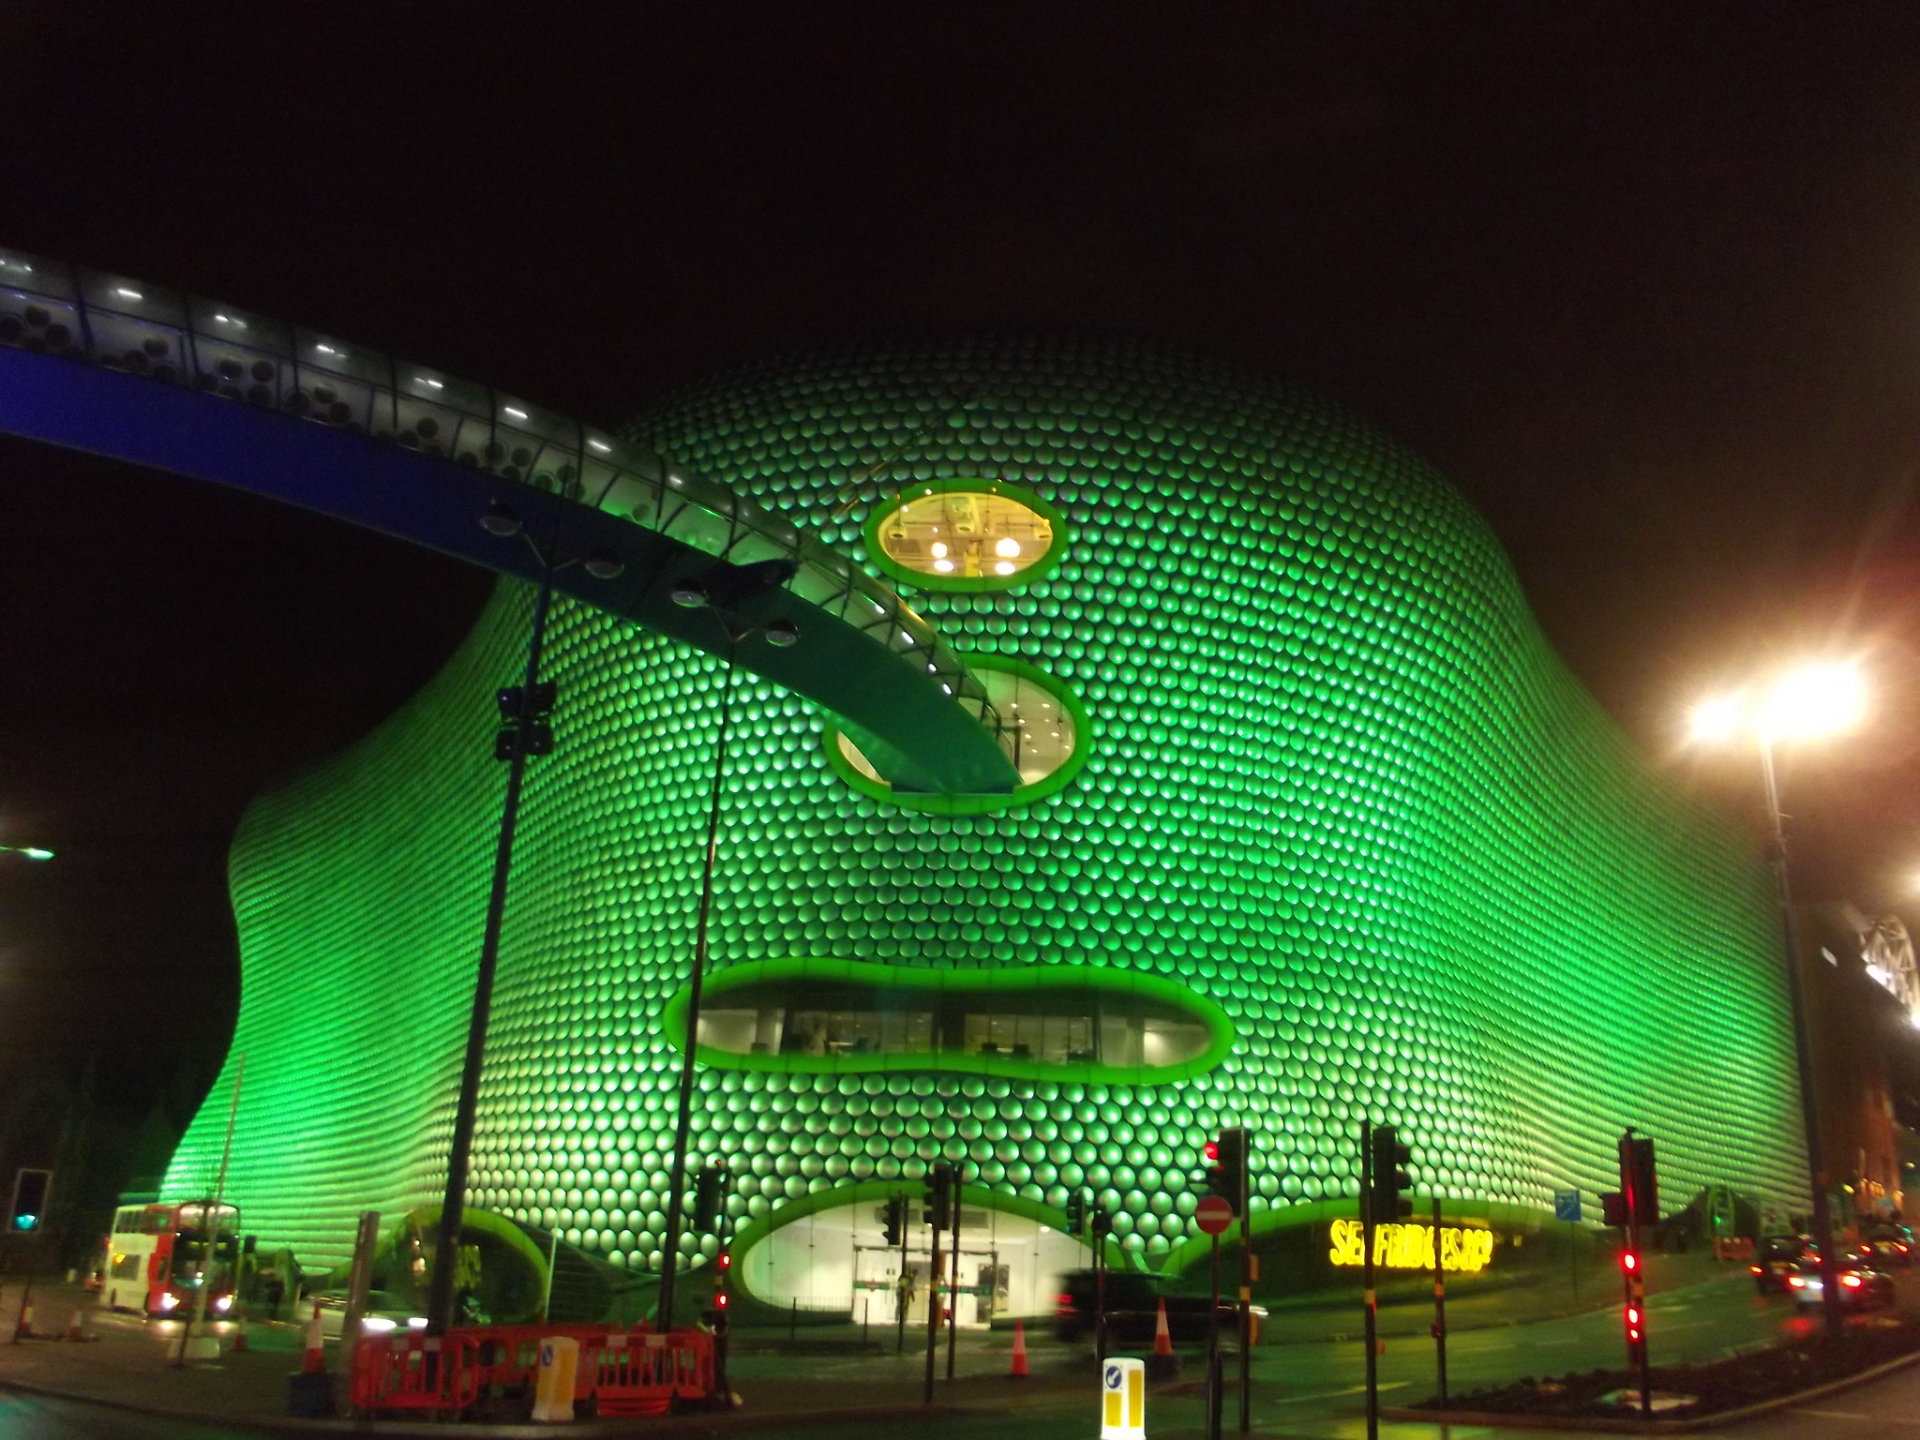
1204,1128,1248,1210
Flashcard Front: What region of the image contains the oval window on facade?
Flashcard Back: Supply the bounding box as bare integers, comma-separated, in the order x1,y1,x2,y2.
664,959,1235,1085
865,480,1064,592
827,654,1088,814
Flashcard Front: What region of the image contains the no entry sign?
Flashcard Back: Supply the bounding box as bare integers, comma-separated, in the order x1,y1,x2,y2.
1195,1194,1235,1235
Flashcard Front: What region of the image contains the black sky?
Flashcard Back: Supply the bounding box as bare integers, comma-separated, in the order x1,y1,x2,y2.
5,2,1920,1137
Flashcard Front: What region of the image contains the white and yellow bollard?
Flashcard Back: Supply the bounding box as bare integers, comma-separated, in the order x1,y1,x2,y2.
1099,1356,1146,1440
531,1335,581,1423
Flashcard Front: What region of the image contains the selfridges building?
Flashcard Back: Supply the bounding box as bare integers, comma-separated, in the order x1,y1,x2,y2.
164,336,1804,1320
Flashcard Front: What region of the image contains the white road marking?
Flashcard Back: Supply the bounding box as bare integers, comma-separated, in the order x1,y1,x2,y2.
1269,1381,1412,1406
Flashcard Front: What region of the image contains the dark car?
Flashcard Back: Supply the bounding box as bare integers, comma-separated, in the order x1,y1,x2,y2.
1861,1223,1915,1268
1750,1235,1813,1294
1787,1257,1895,1311
1053,1269,1264,1348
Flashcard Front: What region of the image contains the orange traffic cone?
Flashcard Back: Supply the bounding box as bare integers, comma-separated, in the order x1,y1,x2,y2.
300,1303,326,1374
1008,1318,1029,1378
16,1304,33,1339
63,1309,84,1342
230,1320,248,1353
1153,1298,1173,1357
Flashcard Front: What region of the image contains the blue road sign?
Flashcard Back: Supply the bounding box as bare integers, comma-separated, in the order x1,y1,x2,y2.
1554,1190,1581,1222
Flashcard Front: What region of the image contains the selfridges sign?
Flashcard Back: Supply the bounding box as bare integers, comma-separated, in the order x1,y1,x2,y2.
1327,1219,1495,1273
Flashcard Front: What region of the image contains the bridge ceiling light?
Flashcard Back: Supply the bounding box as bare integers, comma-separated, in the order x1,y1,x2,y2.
480,502,523,537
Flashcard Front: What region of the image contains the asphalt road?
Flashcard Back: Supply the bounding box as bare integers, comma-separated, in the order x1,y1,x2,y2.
0,1269,1890,1439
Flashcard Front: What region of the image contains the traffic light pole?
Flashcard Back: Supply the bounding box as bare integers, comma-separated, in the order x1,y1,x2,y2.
1207,1233,1224,1440
1094,1197,1108,1372
1430,1196,1448,1407
427,547,557,1339
923,1166,946,1405
1361,1120,1379,1440
1627,1218,1649,1416
945,1180,960,1380
895,1201,908,1355
1237,1158,1252,1433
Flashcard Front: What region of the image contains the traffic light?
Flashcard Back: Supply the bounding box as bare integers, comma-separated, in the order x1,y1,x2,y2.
1367,1124,1412,1225
6,1169,50,1233
1206,1127,1248,1210
1064,1191,1086,1237
928,1164,954,1230
1600,1190,1630,1228
1620,1135,1657,1224
881,1196,906,1247
1621,1248,1647,1364
1091,1204,1113,1238
693,1164,726,1232
494,680,557,760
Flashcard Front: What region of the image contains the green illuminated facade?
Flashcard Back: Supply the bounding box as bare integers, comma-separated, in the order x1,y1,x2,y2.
164,337,1805,1297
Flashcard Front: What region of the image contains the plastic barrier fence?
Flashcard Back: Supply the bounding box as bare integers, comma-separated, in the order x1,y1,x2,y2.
349,1322,715,1420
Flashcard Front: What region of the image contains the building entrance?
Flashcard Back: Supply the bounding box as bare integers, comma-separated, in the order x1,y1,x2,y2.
739,1193,1085,1321
852,1244,1010,1327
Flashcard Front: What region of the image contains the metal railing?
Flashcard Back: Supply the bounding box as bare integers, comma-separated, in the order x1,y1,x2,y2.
0,247,1004,751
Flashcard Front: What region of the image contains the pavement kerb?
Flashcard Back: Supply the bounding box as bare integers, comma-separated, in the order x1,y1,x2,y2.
1383,1342,1920,1434
0,1369,1014,1440
1269,1270,1747,1348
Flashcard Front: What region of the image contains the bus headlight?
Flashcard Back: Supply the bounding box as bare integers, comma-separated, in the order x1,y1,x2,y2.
214,1295,233,1313
157,1293,179,1311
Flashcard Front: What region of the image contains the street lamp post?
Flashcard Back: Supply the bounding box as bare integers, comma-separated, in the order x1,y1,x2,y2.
1690,661,1866,1340
424,502,625,1338
1753,734,1846,1338
654,559,798,1333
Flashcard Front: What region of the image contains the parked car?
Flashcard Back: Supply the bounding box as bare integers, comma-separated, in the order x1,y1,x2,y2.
1786,1258,1894,1311
1750,1235,1813,1294
1054,1269,1264,1348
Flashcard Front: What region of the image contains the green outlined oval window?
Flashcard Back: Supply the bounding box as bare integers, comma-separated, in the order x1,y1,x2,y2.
864,480,1065,591
663,959,1236,1085
826,653,1089,814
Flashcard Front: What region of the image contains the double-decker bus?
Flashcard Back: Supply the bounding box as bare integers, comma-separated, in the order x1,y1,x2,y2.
101,1199,241,1318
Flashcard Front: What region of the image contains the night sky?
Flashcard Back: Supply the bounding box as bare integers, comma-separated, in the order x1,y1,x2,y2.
6,4,1920,1164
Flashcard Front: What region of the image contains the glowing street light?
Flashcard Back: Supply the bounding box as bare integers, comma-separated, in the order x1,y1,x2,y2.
1688,656,1867,1339
0,845,53,861
1688,661,1868,747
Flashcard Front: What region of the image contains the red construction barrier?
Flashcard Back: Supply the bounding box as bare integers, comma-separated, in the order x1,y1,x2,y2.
349,1331,481,1416
348,1322,714,1420
582,1329,715,1416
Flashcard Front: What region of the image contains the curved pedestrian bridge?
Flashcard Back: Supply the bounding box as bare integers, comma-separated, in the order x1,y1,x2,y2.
0,249,1018,796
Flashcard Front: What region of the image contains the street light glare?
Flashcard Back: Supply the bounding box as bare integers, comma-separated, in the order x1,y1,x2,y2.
1756,662,1867,742
1689,693,1747,745
1688,661,1867,747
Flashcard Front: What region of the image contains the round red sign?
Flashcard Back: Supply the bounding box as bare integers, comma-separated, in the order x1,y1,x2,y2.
1194,1195,1235,1235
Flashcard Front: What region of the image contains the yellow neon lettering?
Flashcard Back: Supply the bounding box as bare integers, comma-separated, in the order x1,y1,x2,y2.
1328,1221,1493,1273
